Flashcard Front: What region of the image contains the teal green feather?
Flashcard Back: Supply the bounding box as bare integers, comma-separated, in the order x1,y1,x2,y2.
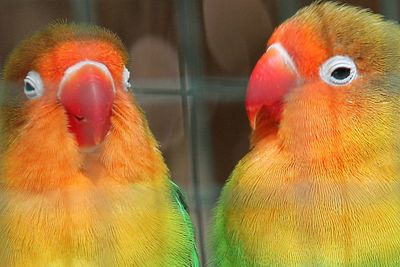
170,180,200,267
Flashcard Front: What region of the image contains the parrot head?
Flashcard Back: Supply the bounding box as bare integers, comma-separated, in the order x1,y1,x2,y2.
2,23,130,149
246,2,400,151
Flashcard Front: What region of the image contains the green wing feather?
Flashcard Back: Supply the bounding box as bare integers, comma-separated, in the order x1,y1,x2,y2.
170,180,200,267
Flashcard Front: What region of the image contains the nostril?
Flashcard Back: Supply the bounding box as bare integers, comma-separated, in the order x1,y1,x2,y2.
74,115,85,122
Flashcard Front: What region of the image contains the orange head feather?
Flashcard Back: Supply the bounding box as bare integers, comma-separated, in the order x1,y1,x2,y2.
1,24,166,192
3,23,129,148
246,2,400,160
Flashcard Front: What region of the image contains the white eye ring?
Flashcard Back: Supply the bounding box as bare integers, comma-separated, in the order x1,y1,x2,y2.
319,56,357,86
122,65,131,91
23,71,44,99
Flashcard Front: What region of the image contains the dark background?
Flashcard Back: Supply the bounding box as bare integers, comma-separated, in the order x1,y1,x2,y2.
0,0,397,264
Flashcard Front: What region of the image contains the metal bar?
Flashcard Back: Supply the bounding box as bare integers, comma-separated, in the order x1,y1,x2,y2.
133,77,247,95
174,0,211,264
381,0,400,20
277,0,301,22
174,1,204,89
134,89,185,96
69,0,97,24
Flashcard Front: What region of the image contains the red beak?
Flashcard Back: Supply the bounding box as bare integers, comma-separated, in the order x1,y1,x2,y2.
59,61,115,148
246,44,298,129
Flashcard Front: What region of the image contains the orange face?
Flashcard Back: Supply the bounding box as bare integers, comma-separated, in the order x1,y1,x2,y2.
245,14,381,144
246,21,331,129
22,40,129,148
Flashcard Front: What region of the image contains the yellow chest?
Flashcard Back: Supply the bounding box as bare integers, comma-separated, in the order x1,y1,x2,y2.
223,146,400,266
0,178,185,267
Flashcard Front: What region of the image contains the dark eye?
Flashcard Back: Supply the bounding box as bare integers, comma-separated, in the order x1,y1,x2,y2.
331,67,351,80
25,82,35,92
320,56,357,86
23,71,44,99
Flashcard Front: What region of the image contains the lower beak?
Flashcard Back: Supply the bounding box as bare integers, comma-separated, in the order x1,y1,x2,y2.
59,61,115,148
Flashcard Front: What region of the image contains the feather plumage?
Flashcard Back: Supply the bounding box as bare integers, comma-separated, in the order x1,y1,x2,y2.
0,23,198,266
213,2,400,266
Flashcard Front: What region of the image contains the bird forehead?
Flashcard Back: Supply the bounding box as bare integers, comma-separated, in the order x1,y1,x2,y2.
268,21,329,79
36,40,125,82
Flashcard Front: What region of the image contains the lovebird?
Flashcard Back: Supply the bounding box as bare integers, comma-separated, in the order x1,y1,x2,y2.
213,2,400,266
0,23,198,266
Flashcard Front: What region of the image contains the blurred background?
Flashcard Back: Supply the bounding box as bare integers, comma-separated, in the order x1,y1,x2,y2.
0,0,398,265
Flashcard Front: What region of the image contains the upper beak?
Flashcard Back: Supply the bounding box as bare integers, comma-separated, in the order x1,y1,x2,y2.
59,61,115,148
246,43,299,129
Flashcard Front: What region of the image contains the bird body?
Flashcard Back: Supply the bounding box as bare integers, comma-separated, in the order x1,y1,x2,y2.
0,24,198,266
214,2,400,266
